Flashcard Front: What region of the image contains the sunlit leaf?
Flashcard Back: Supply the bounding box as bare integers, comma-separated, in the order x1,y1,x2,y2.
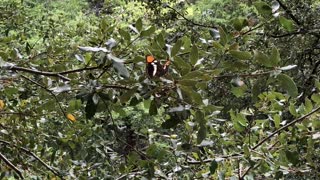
75,54,85,62
279,65,297,71
254,1,272,17
279,16,294,32
78,46,110,53
140,26,156,37
0,100,4,110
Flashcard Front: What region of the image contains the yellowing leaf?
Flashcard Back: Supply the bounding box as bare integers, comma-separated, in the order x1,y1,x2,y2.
67,113,76,122
0,100,4,110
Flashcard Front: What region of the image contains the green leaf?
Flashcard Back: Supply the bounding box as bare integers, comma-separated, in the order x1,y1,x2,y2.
209,160,218,175
149,99,158,116
180,85,203,105
285,150,299,166
269,47,280,66
289,103,298,117
212,41,224,49
172,56,191,76
311,93,320,105
171,39,182,57
231,85,248,98
229,50,252,60
178,79,198,86
119,28,131,42
85,94,98,119
279,16,294,32
197,125,206,144
190,45,199,66
254,1,272,17
218,26,228,45
156,33,165,48
277,74,298,97
231,17,248,31
229,110,247,132
315,79,320,90
68,99,82,111
119,87,138,103
254,50,272,67
274,114,280,129
305,98,313,113
135,18,142,32
140,26,156,37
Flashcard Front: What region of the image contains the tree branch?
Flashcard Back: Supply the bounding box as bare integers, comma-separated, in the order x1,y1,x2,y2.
0,152,24,179
0,139,61,178
276,0,301,26
7,65,100,81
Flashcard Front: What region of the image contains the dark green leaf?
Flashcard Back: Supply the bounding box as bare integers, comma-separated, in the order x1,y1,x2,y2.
140,26,156,37
209,160,218,175
277,74,298,97
119,28,131,42
254,50,272,67
218,26,228,45
254,1,272,17
269,47,280,66
119,87,138,103
172,56,191,75
178,79,197,86
85,94,98,119
197,125,206,144
190,45,198,65
149,99,158,116
135,18,142,32
231,18,248,31
180,85,203,105
171,39,182,57
285,150,299,166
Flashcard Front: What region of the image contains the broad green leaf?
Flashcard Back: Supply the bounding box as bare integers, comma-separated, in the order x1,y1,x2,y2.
85,94,98,119
254,1,272,17
180,85,203,105
135,18,142,32
172,56,191,75
231,85,248,98
230,110,247,132
190,45,198,66
119,87,138,103
229,50,252,60
277,74,298,97
289,103,298,117
209,160,218,175
197,125,206,144
171,39,182,57
305,98,313,113
182,71,210,81
269,47,280,66
231,17,248,31
178,79,198,86
156,33,165,48
182,36,191,51
279,16,294,32
311,93,320,104
254,50,272,67
285,150,299,166
149,99,158,116
223,60,249,71
252,80,262,102
274,114,280,129
68,99,82,111
218,26,228,45
140,26,156,37
119,28,131,42
212,41,224,49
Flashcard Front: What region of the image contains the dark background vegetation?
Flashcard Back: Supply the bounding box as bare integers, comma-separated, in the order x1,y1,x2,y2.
1,0,320,179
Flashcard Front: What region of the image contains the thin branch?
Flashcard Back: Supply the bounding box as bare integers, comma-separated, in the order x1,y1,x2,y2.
214,70,273,79
252,106,320,151
0,139,61,177
0,152,24,179
102,85,131,90
275,0,301,26
20,75,66,117
7,65,100,81
166,5,217,29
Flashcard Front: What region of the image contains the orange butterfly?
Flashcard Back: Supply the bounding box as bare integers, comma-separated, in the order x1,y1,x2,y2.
146,55,170,78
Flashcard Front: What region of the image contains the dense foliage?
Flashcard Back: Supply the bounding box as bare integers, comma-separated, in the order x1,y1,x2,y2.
1,0,320,179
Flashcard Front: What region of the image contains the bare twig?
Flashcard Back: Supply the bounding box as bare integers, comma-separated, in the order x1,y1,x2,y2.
7,66,100,81
20,75,66,117
0,139,61,177
0,152,24,179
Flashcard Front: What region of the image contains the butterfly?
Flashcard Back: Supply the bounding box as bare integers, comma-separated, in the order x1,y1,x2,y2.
146,55,170,78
